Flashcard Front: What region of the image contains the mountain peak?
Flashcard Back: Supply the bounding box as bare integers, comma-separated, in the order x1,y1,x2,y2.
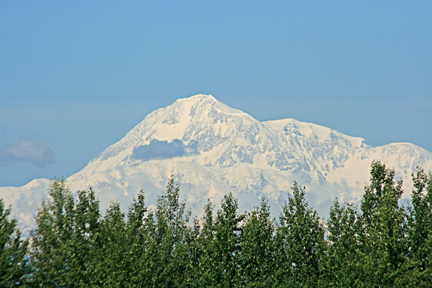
170,94,243,115
91,94,247,164
3,93,432,235
72,94,432,190
180,94,216,102
171,94,217,108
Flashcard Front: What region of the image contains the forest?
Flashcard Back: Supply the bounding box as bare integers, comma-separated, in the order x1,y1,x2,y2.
1,161,432,287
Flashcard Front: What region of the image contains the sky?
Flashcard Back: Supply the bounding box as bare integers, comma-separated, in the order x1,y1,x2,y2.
1,1,431,187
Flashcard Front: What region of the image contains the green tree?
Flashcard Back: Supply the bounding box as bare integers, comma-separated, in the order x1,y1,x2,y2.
240,197,275,287
148,175,191,287
92,201,128,287
358,161,408,286
324,199,363,287
275,181,326,286
30,179,76,286
397,168,432,286
71,187,102,286
179,215,202,287
190,200,218,287
0,199,29,287
30,179,102,287
212,193,244,287
124,190,153,287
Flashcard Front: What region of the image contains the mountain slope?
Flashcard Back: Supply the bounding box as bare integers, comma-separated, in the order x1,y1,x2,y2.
2,94,432,234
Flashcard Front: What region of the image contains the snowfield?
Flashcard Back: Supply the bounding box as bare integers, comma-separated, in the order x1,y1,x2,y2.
2,94,432,234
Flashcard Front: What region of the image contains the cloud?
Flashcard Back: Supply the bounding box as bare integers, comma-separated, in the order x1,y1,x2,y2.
0,138,56,168
132,139,198,161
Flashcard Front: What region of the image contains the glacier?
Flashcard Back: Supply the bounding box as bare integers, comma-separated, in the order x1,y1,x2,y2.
2,94,432,234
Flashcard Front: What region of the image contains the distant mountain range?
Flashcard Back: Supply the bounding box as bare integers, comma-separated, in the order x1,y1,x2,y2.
2,94,432,234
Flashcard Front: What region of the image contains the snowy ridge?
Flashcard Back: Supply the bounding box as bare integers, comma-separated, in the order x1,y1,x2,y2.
1,94,432,234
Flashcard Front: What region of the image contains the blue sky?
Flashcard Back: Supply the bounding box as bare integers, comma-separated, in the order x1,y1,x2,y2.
1,1,431,187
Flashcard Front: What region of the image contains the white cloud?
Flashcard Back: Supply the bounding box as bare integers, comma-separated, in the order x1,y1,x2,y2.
0,138,56,168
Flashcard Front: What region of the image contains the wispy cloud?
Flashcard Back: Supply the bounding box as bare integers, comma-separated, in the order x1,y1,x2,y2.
132,139,198,162
0,138,56,168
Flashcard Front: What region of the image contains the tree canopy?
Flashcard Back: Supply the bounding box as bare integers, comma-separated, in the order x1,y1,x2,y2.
1,162,432,287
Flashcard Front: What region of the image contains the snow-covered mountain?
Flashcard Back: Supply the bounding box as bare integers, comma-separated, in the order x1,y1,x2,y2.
2,94,432,234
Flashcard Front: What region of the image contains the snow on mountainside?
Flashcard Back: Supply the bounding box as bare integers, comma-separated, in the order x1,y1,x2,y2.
2,94,432,234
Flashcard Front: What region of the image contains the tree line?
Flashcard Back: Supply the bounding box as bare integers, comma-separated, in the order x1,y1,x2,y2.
1,161,432,287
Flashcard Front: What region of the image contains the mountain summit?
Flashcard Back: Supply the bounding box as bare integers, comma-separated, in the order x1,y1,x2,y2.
2,94,432,233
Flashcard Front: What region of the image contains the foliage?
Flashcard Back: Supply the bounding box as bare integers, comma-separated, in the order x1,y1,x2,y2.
398,168,432,286
2,161,432,286
358,161,408,286
29,179,102,286
275,182,326,286
212,193,244,286
324,200,363,287
0,199,28,287
240,197,275,287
